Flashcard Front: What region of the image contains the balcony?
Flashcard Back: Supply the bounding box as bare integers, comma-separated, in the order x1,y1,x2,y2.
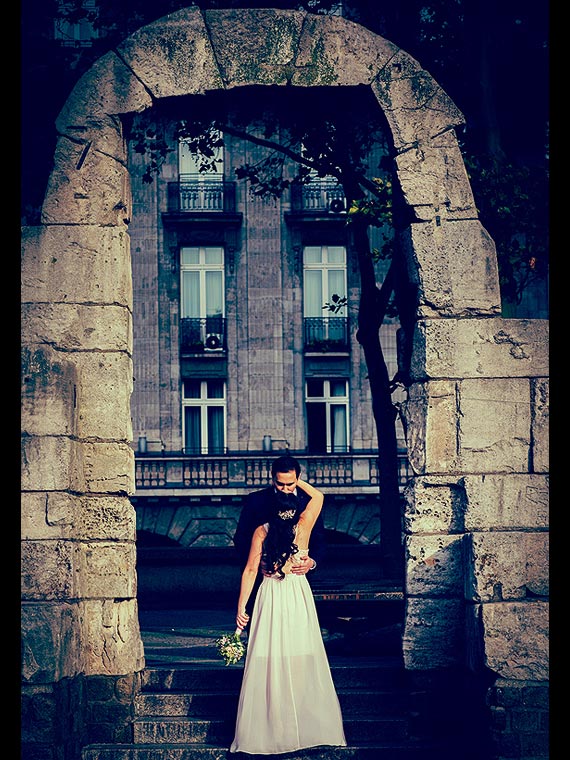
289,179,347,216
167,176,237,213
180,317,226,355
304,317,348,352
134,451,411,493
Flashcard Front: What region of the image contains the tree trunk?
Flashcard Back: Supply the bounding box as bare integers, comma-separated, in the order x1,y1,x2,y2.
350,215,403,578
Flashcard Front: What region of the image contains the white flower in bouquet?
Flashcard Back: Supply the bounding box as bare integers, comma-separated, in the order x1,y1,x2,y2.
216,628,246,666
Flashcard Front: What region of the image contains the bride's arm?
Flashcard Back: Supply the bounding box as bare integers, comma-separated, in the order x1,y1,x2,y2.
235,525,264,631
296,478,324,532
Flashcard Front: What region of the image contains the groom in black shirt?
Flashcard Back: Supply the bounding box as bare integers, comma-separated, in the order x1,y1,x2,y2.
233,454,327,617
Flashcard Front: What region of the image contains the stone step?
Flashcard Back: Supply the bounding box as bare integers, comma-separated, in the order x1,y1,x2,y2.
82,740,456,760
81,625,462,760
141,656,407,692
132,714,409,745
136,686,408,718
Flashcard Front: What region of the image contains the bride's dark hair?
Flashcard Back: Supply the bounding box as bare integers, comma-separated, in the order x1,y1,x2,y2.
261,492,300,579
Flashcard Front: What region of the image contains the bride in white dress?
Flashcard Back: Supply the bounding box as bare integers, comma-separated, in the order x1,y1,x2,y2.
229,478,347,755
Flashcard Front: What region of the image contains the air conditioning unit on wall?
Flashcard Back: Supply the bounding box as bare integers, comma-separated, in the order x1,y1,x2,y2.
329,198,346,213
204,333,223,350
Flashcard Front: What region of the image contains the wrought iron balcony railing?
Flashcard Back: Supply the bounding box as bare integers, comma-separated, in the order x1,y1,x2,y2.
290,179,347,213
304,317,348,351
167,177,237,213
134,452,411,491
180,317,226,354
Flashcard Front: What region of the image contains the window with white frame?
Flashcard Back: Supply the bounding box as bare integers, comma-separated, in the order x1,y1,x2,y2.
303,245,347,313
178,133,224,210
182,379,226,455
180,246,225,347
305,378,349,453
303,245,347,344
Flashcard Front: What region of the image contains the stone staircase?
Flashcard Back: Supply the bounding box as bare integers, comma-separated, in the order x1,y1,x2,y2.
80,578,470,760
81,653,462,759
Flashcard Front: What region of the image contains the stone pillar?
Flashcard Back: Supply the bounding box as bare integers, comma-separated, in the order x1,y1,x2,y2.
402,316,549,757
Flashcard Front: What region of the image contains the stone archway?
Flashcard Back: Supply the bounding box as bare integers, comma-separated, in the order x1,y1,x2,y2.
21,7,548,759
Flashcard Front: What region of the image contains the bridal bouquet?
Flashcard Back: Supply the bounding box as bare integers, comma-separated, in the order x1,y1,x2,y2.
216,628,246,666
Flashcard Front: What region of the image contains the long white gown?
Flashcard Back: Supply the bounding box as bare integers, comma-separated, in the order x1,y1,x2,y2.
229,545,347,755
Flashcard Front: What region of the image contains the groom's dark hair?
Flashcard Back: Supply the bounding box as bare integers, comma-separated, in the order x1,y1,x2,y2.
271,455,301,478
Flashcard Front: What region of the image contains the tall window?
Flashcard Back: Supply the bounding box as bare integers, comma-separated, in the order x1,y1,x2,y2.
178,134,224,210
180,246,225,350
303,245,347,316
181,246,224,319
303,245,347,345
182,380,226,454
178,133,224,178
305,378,349,453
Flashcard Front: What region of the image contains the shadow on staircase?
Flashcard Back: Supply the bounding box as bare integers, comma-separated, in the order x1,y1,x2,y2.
80,546,486,759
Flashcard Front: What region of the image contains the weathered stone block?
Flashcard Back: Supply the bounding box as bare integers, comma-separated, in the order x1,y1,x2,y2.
118,7,223,98
42,136,132,227
480,601,548,681
402,598,464,669
21,540,76,600
403,380,458,474
405,379,533,476
402,220,501,318
22,303,132,353
465,532,549,602
81,599,144,675
532,378,549,473
22,493,136,542
21,492,72,540
410,318,549,380
21,602,84,682
394,136,476,220
21,684,57,742
76,542,137,598
22,347,133,440
75,496,136,542
22,438,134,495
371,50,464,151
21,436,84,492
73,352,133,439
56,50,152,133
405,534,464,596
82,442,135,494
294,11,398,87
206,8,304,88
458,378,531,472
21,345,78,437
21,225,132,307
403,475,464,534
463,474,549,531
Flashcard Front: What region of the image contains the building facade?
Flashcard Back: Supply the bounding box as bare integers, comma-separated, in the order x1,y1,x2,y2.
127,107,408,559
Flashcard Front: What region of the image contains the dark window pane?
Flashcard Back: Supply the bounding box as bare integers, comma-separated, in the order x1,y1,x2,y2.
307,402,326,452
306,378,324,397
184,407,201,452
183,380,201,399
208,407,224,453
207,380,224,399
